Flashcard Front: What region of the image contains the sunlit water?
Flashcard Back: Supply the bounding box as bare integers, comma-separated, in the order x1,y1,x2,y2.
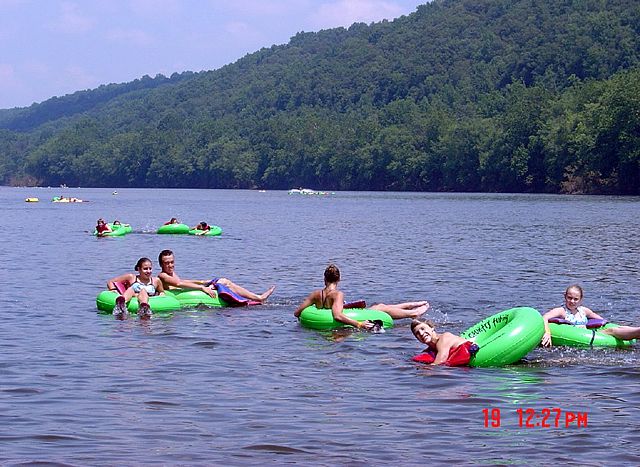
1,187,639,465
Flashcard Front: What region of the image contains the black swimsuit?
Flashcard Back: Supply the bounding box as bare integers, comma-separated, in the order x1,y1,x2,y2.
320,289,331,309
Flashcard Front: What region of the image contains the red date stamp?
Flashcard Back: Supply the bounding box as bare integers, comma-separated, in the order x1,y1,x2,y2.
483,408,588,428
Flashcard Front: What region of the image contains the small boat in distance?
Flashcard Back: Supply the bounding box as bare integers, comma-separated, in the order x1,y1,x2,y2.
288,188,333,195
52,196,86,203
25,197,39,202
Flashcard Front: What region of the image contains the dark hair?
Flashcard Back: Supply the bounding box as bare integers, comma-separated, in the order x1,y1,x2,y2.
324,264,340,284
565,284,584,299
158,249,173,266
411,319,436,332
135,257,152,271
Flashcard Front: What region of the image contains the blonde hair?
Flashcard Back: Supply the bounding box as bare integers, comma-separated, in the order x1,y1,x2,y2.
565,284,584,299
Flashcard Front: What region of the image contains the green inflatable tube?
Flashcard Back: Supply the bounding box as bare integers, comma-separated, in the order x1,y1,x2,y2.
298,305,393,330
94,223,132,237
168,288,229,308
157,223,190,234
549,322,635,348
96,290,181,314
188,226,222,236
460,307,544,367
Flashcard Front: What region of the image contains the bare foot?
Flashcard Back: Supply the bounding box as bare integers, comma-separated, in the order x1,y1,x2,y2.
407,304,429,318
259,285,276,303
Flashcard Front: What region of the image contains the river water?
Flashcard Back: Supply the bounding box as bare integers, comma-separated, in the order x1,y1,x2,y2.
1,187,639,465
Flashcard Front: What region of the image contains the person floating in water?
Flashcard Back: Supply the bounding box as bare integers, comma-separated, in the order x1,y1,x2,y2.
411,319,478,365
157,250,276,303
541,284,640,346
95,218,113,237
192,221,210,235
164,217,180,225
294,264,429,330
107,257,165,320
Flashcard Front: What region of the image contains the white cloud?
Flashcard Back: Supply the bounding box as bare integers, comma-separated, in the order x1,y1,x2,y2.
51,2,93,34
128,0,181,17
311,0,404,29
106,28,154,46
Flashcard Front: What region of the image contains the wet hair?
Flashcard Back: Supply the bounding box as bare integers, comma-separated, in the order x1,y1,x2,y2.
158,249,174,266
97,218,105,224
411,319,436,333
135,257,152,271
170,217,178,223
565,284,584,299
324,264,340,284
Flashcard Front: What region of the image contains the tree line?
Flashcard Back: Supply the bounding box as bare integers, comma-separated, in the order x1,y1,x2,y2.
1,0,638,194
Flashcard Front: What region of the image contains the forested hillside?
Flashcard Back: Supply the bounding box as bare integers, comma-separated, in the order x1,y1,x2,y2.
1,0,639,193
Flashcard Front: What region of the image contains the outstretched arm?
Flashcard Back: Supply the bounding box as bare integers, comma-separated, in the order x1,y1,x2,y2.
158,272,216,298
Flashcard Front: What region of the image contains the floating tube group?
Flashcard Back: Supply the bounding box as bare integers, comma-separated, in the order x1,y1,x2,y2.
460,307,544,367
298,305,393,330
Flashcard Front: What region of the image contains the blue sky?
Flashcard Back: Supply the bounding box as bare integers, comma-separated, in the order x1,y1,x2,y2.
0,0,426,110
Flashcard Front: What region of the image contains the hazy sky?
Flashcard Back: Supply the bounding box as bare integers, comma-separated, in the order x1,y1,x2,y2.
0,0,426,109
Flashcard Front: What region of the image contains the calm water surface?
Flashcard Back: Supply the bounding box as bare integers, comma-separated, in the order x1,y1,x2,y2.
1,187,639,465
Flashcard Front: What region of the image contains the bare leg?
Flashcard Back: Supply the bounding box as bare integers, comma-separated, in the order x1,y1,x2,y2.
137,288,150,306
370,302,429,319
123,287,137,303
217,278,276,303
386,301,429,309
602,326,640,340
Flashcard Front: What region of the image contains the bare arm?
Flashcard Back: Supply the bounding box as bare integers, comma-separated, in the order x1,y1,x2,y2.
106,273,135,292
154,277,165,295
294,291,318,318
432,333,469,365
583,307,604,320
158,272,216,298
330,291,371,329
541,307,565,347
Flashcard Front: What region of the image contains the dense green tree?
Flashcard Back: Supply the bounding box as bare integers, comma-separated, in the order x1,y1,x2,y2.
1,0,639,194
